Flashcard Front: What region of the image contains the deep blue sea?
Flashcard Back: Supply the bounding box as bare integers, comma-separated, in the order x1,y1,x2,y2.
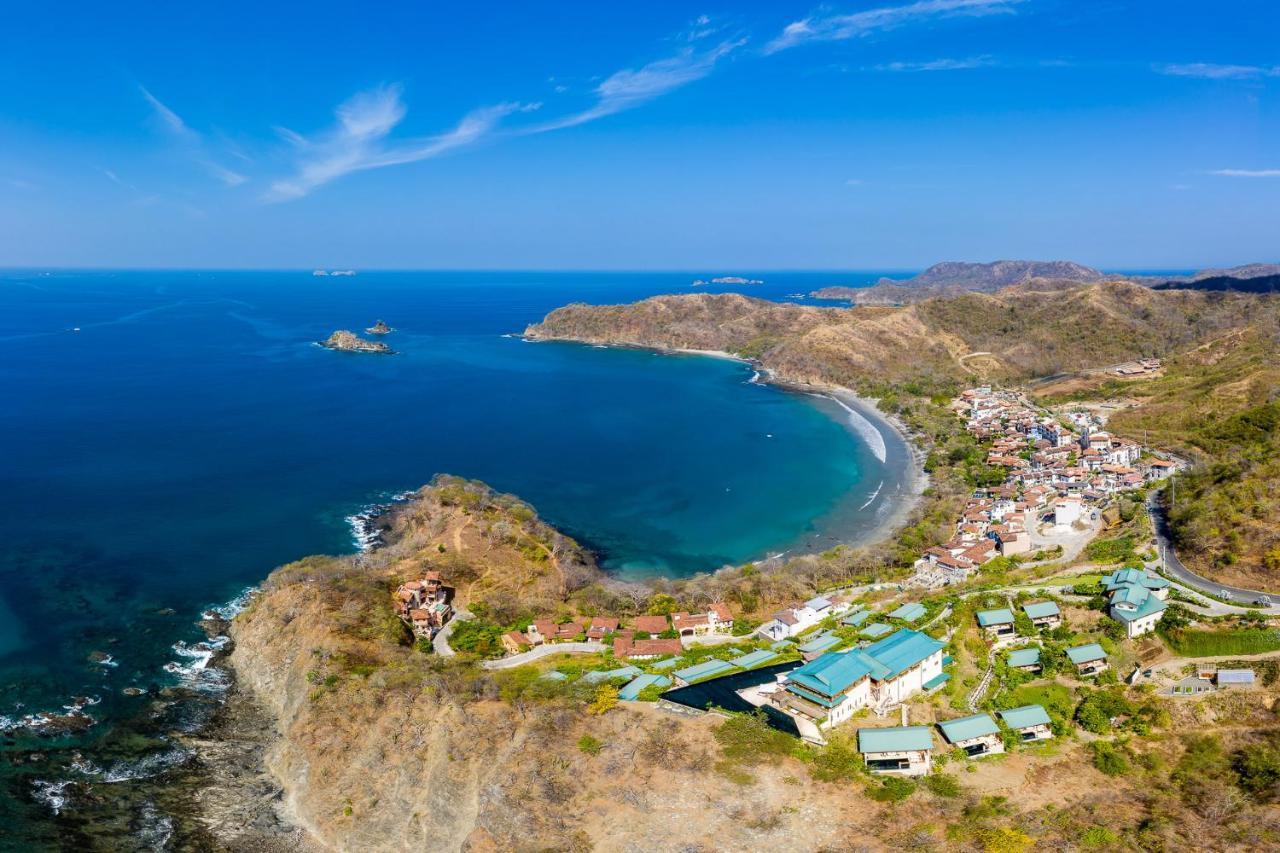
0,268,907,844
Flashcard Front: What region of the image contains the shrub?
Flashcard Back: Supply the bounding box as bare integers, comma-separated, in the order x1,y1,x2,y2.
925,773,961,797
809,738,862,782
577,734,605,755
866,776,915,802
1082,827,1118,847
977,826,1033,853
588,685,619,715
1091,741,1131,776
714,711,795,765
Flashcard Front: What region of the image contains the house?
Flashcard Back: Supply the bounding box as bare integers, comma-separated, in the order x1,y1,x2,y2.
672,604,734,637
1217,669,1256,688
586,617,620,640
1102,568,1169,638
889,602,927,623
938,713,1004,757
613,636,682,660
501,631,530,655
770,629,945,741
1006,647,1042,672
999,704,1054,741
976,608,1016,641
672,658,738,686
798,631,842,660
841,609,872,627
633,614,670,635
527,619,558,645
858,726,934,776
1022,601,1061,629
1172,675,1215,695
757,603,821,640
1066,643,1109,676
394,572,454,638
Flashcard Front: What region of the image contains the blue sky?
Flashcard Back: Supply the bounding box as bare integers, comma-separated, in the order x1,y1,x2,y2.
0,0,1276,269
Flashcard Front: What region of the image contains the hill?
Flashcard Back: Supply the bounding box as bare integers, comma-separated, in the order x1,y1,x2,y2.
1155,273,1280,294
812,259,1104,304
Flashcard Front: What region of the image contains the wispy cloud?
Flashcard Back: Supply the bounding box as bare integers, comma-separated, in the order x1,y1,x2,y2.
765,0,1023,54
525,37,745,133
139,85,247,187
870,55,997,72
266,85,537,201
1158,63,1279,80
1211,169,1280,178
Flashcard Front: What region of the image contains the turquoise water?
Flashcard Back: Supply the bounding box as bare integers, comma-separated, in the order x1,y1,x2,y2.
0,269,898,842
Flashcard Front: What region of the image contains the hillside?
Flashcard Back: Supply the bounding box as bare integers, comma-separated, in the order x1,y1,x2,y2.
812,259,1104,304
527,282,1261,389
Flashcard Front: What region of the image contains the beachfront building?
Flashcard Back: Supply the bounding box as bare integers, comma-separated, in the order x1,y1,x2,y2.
672,603,734,637
1022,601,1062,630
1102,568,1170,638
1067,643,1109,676
770,629,945,742
938,713,1004,758
999,705,1054,742
976,608,1016,642
858,726,934,776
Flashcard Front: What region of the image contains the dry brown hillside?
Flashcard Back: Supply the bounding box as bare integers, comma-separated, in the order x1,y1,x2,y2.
526,282,1264,391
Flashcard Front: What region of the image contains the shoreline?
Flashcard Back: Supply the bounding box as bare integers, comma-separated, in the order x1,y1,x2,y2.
524,336,928,560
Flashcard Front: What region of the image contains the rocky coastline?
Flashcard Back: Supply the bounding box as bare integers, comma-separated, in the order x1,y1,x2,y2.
320,330,393,354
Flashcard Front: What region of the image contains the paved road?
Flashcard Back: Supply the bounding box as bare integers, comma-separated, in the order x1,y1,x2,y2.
433,608,471,657
481,641,605,670
1147,492,1280,606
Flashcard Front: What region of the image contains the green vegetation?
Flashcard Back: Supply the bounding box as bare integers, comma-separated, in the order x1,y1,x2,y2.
1085,535,1138,565
1159,627,1280,657
447,619,506,658
713,711,796,765
865,776,915,802
925,772,961,797
1174,733,1280,805
1090,740,1133,776
577,734,604,755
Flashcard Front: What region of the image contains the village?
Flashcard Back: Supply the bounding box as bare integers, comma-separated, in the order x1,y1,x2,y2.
388,384,1272,788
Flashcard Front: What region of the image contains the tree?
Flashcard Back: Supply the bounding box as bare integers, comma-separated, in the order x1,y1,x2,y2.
589,685,619,715
1233,743,1280,801
648,594,678,616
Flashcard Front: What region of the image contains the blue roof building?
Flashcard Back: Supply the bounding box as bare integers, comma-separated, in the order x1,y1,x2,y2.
841,609,871,627
938,713,1003,757
618,673,671,700
1006,647,1041,669
582,665,641,684
999,704,1053,741
731,649,779,669
798,632,842,656
1066,643,1109,675
672,658,737,685
977,608,1015,628
1103,567,1169,637
858,726,934,775
1022,601,1061,624
861,622,894,639
889,602,927,622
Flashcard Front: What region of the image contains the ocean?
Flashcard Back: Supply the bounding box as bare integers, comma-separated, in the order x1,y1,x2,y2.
0,269,900,845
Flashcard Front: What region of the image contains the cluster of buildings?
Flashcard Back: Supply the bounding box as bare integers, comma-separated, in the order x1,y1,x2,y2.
1111,358,1162,377
913,387,1172,589
498,604,734,657
757,595,855,642
1171,665,1256,695
767,627,949,741
857,703,1054,776
393,571,454,638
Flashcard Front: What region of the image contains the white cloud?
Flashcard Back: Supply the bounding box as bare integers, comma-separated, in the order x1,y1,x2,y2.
140,85,250,188
1211,169,1280,178
765,0,1023,54
525,37,744,133
1159,63,1279,80
871,55,996,72
266,85,537,201
140,86,196,138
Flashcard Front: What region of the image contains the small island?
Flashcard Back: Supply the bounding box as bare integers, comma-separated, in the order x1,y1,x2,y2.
320,330,392,354
366,320,393,335
692,276,764,286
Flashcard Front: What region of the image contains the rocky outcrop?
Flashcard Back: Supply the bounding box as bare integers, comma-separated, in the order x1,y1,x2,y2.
365,320,393,335
320,331,392,354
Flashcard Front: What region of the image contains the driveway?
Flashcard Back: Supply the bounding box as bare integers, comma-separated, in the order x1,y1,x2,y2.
481,641,604,670
433,608,471,657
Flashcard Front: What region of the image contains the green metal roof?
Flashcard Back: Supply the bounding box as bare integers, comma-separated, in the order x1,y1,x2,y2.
731,649,779,669
618,673,671,700
999,704,1051,729
673,659,737,683
582,665,642,684
649,657,681,670
1103,568,1170,591
861,622,894,638
842,609,871,626
1111,591,1167,622
1022,601,1060,619
922,672,951,690
862,629,945,679
977,608,1015,627
1007,647,1041,667
1066,643,1107,664
938,713,999,743
858,725,934,753
889,602,927,622
798,632,841,653
787,650,873,698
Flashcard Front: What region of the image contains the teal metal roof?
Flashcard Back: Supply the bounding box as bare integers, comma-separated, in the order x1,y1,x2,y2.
1067,643,1107,664
788,650,873,698
649,657,681,670
842,609,871,626
922,672,950,690
1007,647,1041,667
582,665,642,684
1103,568,1170,591
889,602,927,622
731,649,779,669
673,659,737,683
1022,601,1060,619
798,632,841,653
977,608,1015,627
938,713,999,743
1111,592,1167,622
859,726,933,753
999,704,1051,729
770,639,794,651
540,670,569,681
862,629,945,679
618,673,671,700
861,622,894,638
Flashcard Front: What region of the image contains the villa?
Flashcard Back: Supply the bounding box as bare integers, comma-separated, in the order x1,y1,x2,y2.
613,635,682,659
1102,568,1169,638
770,628,945,742
672,603,734,637
999,705,1054,741
858,726,934,776
1006,647,1042,672
633,614,670,635
976,608,1016,641
1067,643,1109,676
1022,601,1061,630
394,571,454,639
938,713,1004,757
